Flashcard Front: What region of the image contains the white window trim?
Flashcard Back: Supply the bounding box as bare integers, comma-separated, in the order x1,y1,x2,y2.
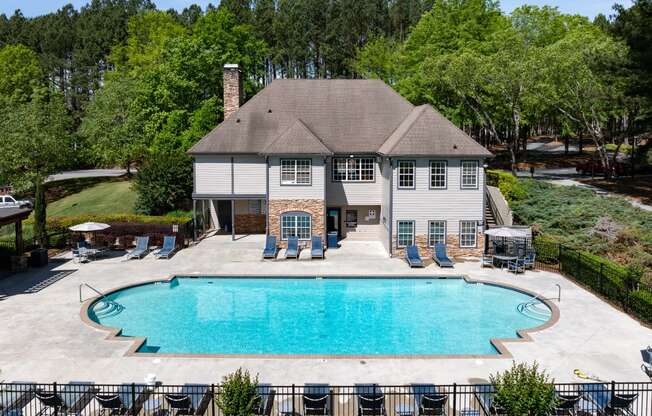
280,212,312,240
397,160,416,189
396,220,415,248
280,159,312,186
429,160,448,189
460,160,479,190
428,220,447,247
459,220,478,248
331,157,375,182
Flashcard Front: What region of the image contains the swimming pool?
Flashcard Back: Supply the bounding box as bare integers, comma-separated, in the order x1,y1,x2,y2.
86,276,553,356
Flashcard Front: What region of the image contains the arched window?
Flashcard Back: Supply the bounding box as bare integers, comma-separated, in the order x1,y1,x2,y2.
280,212,311,240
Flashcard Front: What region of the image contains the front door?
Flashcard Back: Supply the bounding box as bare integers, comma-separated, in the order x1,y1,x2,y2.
326,207,341,237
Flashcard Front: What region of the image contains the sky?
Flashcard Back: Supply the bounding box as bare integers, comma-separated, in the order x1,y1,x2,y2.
0,0,631,19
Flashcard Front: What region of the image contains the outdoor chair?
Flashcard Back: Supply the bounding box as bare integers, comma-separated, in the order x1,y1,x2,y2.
432,243,454,268
127,236,150,260
481,254,494,268
473,385,506,416
523,252,536,269
164,384,211,416
262,235,279,259
311,236,324,259
552,393,582,416
412,384,447,416
643,362,652,380
355,385,385,416
580,383,638,416
0,383,36,416
155,236,177,259
303,384,330,416
405,245,424,268
94,384,149,416
254,384,275,416
642,347,652,380
285,236,300,259
35,382,98,416
507,259,525,274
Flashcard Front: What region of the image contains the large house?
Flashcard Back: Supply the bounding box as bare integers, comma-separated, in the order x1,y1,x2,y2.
188,65,493,257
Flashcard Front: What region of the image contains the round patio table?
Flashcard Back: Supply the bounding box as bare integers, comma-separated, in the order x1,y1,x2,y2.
493,255,517,269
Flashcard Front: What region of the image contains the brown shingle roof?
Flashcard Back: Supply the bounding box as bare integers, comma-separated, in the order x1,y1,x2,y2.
188,79,492,158
379,105,493,157
261,119,333,155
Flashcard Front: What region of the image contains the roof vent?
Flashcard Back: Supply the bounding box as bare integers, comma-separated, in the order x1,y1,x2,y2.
453,144,458,149
236,118,241,123
268,109,272,113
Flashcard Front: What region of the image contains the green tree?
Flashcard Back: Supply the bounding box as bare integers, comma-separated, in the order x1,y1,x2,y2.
0,44,43,101
490,362,557,416
79,76,147,174
0,93,73,246
353,36,400,84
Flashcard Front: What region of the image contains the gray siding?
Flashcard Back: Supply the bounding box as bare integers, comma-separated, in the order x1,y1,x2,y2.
268,156,325,200
392,158,484,234
233,156,266,194
325,159,383,205
194,155,231,195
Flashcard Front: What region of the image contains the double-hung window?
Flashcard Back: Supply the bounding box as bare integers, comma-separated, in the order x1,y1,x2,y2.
430,160,447,189
281,159,311,185
397,221,415,247
397,160,415,189
461,160,479,189
460,220,477,247
428,220,446,246
281,212,311,240
331,157,375,182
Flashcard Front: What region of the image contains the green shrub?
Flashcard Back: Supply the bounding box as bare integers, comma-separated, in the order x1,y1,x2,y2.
605,143,632,155
37,213,192,233
216,369,260,416
133,149,193,215
486,170,527,203
629,290,652,324
490,362,557,416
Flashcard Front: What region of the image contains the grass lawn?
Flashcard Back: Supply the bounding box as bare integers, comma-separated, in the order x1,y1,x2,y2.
46,180,137,217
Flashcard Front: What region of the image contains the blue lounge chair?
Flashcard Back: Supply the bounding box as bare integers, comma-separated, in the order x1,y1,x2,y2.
411,384,447,416
405,245,424,268
94,384,150,416
127,236,150,260
433,243,454,268
580,383,638,416
262,235,279,259
164,384,211,416
311,236,324,259
303,384,330,416
155,236,176,259
355,385,385,416
286,236,300,259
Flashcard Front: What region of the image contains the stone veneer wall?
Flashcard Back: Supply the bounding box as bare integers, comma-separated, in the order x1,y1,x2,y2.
223,65,242,120
268,199,325,248
234,214,266,234
392,233,485,258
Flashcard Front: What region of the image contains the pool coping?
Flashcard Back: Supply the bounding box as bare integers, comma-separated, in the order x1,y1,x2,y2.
80,274,560,360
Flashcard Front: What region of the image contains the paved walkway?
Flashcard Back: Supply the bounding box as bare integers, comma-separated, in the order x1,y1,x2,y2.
0,235,650,385
46,169,130,183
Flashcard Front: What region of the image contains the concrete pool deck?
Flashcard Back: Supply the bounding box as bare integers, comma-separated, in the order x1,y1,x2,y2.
0,234,650,385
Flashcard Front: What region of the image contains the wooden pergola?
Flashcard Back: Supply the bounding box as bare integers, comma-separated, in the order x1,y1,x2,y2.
0,207,32,255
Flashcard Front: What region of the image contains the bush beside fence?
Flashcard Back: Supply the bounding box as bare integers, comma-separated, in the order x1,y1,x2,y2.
534,237,652,324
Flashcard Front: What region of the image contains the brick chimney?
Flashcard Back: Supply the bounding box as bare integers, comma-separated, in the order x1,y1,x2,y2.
223,64,242,120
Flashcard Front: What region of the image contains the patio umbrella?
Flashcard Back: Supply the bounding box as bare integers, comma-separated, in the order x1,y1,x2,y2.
68,222,111,232
484,227,529,238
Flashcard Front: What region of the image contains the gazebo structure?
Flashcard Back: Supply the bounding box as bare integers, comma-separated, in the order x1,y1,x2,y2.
0,207,33,255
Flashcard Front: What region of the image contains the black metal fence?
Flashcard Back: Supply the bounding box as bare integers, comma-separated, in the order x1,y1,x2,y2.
1,381,651,416
533,238,652,325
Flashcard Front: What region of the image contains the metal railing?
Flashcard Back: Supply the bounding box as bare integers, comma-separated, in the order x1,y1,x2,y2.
1,381,651,416
485,186,513,226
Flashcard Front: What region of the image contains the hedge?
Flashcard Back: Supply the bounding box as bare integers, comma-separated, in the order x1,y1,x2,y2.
629,290,652,324
486,169,527,203
31,214,192,233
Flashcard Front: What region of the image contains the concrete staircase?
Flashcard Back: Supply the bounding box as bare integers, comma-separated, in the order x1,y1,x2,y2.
344,224,382,241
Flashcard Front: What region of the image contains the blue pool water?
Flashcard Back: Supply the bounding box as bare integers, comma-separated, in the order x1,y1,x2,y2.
88,277,551,355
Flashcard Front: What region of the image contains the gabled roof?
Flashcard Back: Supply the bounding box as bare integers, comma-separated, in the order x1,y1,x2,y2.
378,105,493,157
261,119,332,155
188,79,492,158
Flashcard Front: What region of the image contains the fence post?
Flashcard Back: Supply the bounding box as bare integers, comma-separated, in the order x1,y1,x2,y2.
53,382,58,416
452,383,457,416
211,384,216,416
292,384,295,416
611,380,616,402
131,383,136,415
